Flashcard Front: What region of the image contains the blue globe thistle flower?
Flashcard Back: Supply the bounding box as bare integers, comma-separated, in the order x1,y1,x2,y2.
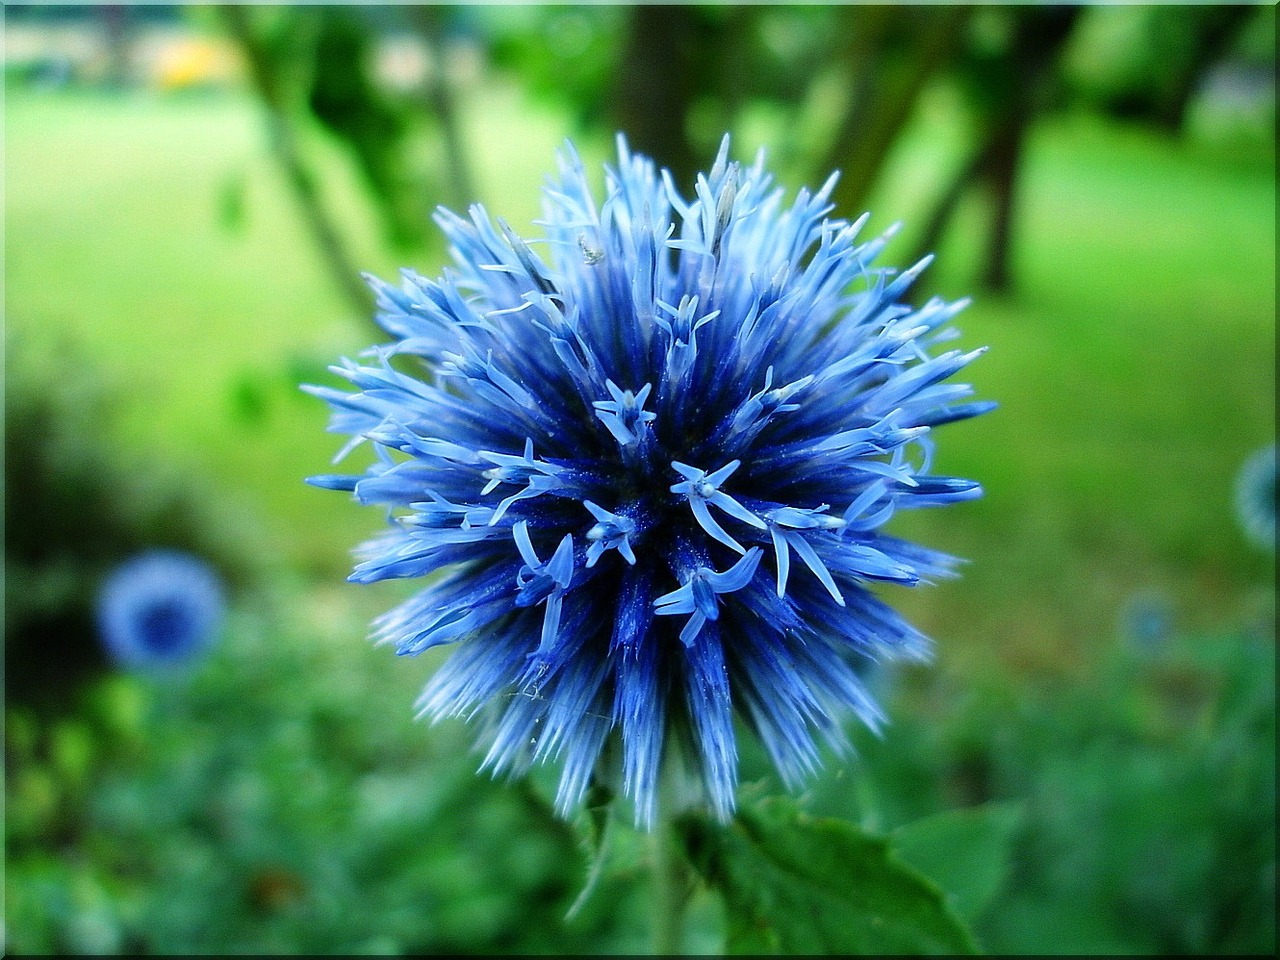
308,136,991,827
96,550,225,670
1235,444,1276,552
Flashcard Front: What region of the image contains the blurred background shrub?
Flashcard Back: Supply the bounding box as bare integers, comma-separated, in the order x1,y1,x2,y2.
4,332,253,708
4,3,1274,955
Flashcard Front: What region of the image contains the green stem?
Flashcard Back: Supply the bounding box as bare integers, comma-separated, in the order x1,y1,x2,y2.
651,810,691,956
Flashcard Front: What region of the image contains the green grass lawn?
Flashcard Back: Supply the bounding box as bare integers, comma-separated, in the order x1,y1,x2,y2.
6,80,1275,682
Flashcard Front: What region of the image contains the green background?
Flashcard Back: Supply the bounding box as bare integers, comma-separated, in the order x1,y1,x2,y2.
5,4,1275,955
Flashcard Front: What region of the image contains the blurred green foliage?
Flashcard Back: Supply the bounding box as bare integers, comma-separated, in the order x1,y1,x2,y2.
6,577,1271,954
791,621,1277,955
1064,5,1266,133
4,333,255,708
4,3,1275,955
5,587,654,954
306,10,421,248
682,795,981,954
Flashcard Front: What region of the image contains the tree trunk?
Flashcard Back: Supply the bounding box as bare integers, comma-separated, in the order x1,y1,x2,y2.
1153,5,1254,135
612,4,702,192
912,5,1083,293
219,6,373,320
980,120,1024,292
911,140,991,266
978,6,1082,293
101,4,131,88
407,5,476,211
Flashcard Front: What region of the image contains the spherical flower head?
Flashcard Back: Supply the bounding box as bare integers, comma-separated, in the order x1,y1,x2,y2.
1235,443,1276,552
307,135,992,827
96,550,225,670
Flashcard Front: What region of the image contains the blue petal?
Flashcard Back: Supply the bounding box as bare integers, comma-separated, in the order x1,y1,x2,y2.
704,547,764,592
681,621,737,819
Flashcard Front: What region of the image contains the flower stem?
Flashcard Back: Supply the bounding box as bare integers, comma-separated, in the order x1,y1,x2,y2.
651,809,691,956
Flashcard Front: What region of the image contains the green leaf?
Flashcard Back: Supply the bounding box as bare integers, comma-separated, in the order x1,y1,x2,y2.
891,802,1025,924
564,779,616,922
683,797,981,955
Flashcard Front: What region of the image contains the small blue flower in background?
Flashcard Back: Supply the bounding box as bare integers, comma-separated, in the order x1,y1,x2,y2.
1118,589,1175,650
96,550,224,670
308,136,991,827
1235,443,1276,552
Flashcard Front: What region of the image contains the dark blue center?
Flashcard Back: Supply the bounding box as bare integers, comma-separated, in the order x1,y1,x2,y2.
138,598,195,656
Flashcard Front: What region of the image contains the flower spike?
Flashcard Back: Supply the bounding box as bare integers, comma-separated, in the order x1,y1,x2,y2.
670,460,765,554
654,548,764,645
